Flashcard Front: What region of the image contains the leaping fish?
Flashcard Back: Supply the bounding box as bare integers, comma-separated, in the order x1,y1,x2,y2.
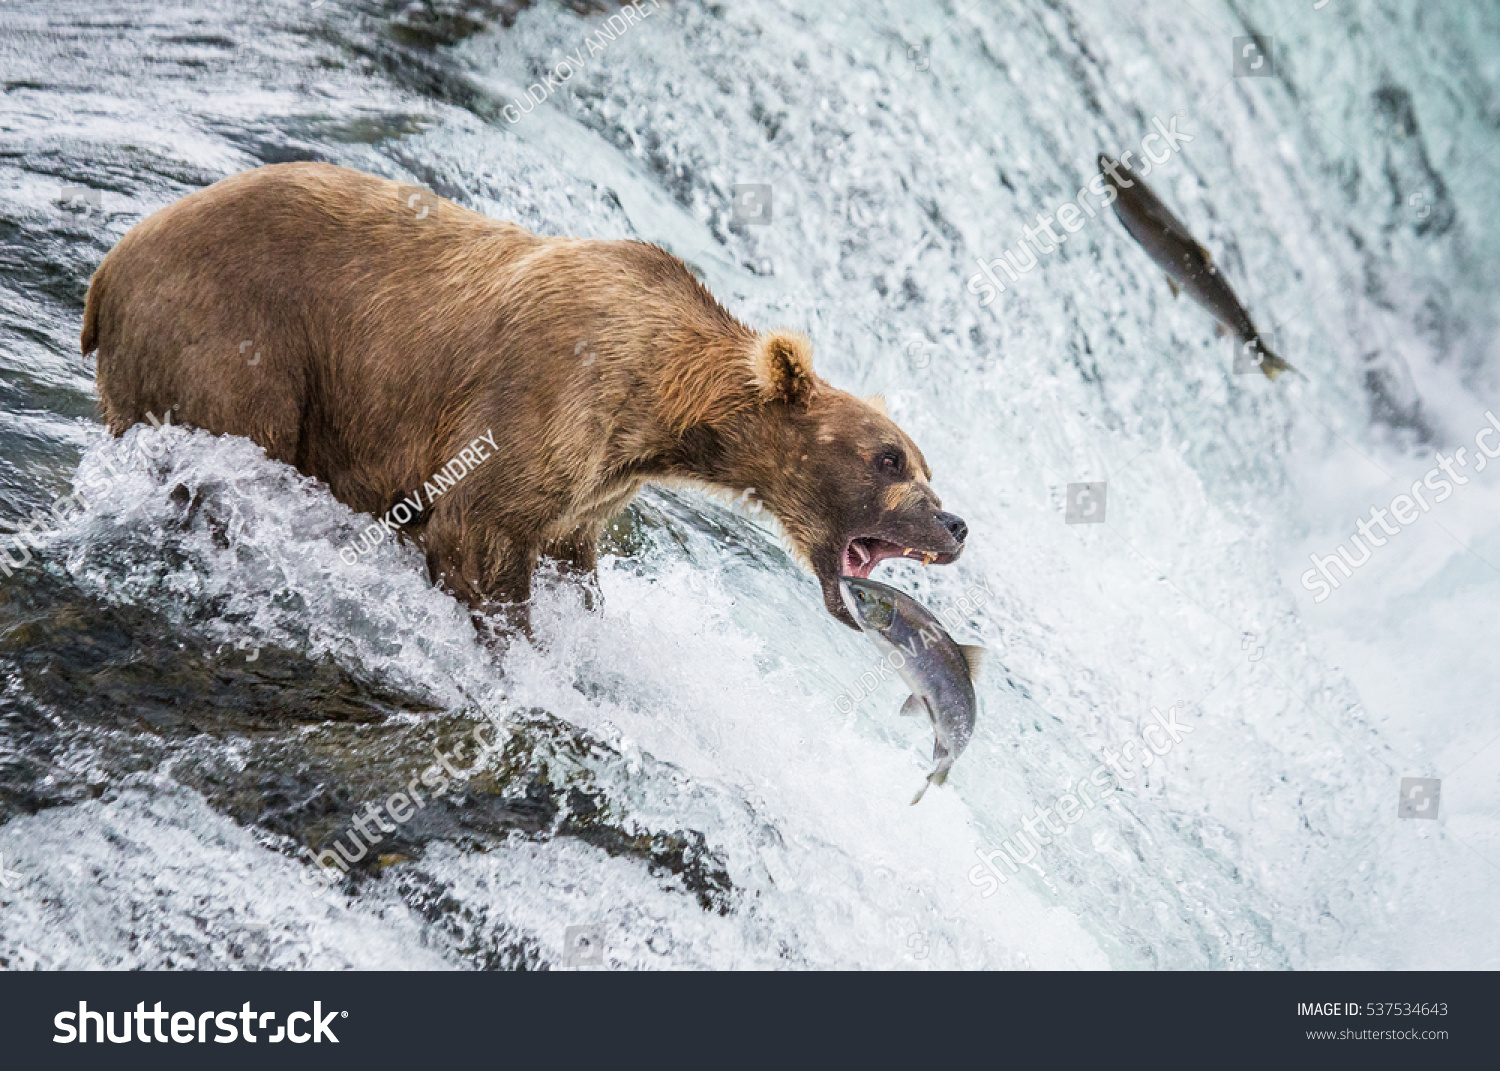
1099,153,1296,381
840,577,983,804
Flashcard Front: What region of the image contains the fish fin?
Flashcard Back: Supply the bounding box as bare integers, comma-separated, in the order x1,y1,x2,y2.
1165,275,1180,298
910,780,930,805
900,693,926,718
958,644,987,680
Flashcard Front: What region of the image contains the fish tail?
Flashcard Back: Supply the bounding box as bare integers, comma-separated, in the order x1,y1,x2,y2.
911,765,950,805
1256,343,1298,381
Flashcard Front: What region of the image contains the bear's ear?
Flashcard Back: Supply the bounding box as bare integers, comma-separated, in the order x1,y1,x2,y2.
752,330,816,406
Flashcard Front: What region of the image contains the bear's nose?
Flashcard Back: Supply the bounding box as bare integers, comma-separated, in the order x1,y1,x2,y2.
935,511,967,545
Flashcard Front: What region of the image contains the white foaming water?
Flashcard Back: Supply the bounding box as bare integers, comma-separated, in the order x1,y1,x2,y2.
6,0,1497,969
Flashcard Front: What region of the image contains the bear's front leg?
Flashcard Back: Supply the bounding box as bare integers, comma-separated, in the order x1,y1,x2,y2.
542,526,601,611
420,518,537,634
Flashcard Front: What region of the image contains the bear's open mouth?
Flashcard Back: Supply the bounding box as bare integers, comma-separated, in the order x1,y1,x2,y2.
839,537,956,579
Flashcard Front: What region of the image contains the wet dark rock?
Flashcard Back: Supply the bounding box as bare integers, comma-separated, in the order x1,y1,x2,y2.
348,0,619,51
174,708,737,915
391,867,546,969
0,571,737,921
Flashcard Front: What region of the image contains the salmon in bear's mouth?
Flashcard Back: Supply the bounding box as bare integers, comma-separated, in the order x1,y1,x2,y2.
839,537,957,579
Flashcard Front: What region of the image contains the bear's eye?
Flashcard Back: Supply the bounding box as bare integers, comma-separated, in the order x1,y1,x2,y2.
877,449,903,476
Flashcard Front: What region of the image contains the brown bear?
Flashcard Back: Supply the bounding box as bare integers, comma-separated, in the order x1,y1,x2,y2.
84,163,966,628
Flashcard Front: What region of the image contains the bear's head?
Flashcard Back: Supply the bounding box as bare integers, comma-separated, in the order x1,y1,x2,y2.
703,331,968,629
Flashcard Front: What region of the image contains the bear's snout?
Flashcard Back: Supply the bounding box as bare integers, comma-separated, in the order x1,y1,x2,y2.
935,510,967,548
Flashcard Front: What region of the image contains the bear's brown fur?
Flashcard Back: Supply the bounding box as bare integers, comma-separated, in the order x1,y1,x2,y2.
85,163,966,627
